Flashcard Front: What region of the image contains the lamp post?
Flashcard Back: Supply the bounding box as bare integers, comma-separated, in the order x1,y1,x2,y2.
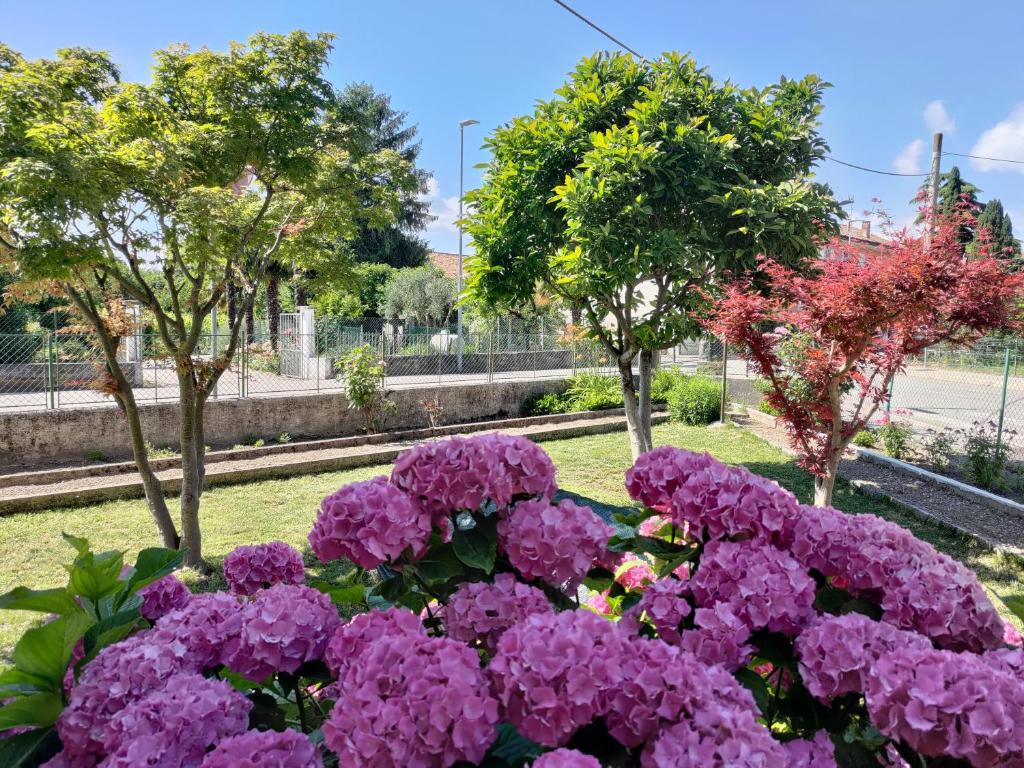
457,118,479,374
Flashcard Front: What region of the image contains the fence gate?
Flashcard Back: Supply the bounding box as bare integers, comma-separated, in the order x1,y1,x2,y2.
279,312,303,378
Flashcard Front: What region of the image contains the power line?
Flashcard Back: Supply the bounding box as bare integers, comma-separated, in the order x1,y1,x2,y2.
550,0,646,60
824,156,930,177
944,151,1024,166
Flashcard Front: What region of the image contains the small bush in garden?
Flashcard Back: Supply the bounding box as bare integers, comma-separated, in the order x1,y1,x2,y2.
3,437,1023,767
918,427,959,470
963,420,1013,490
565,372,623,411
339,343,395,433
278,432,291,444
876,412,913,459
852,429,878,448
651,367,686,403
523,391,572,416
666,375,721,425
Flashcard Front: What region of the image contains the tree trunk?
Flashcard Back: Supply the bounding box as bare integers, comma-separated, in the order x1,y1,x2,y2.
267,277,280,352
619,358,652,460
294,275,307,307
176,366,205,570
813,470,836,507
245,302,255,342
227,284,239,329
638,348,654,450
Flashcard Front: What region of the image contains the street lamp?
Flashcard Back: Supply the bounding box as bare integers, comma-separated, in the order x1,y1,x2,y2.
456,118,479,374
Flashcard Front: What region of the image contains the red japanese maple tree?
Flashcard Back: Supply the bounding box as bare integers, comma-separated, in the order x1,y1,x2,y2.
708,215,1022,506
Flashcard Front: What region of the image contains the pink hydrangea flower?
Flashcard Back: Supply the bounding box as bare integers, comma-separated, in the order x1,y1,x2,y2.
796,613,932,701
310,477,431,568
101,673,250,767
625,446,718,511
691,539,816,636
136,574,191,621
149,591,243,670
57,634,199,758
604,638,757,748
866,644,1024,767
680,603,755,672
324,633,499,767
200,728,323,767
443,573,552,654
640,698,788,767
222,584,339,681
498,497,613,588
532,749,602,768
324,607,425,680
636,577,691,644
489,610,630,746
781,731,837,768
615,558,657,591
222,540,305,595
1003,621,1024,648
391,433,557,519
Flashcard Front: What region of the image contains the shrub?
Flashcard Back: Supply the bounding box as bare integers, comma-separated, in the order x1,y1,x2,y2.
564,372,623,411
651,367,686,403
523,391,573,416
877,414,913,460
339,344,395,433
963,421,1012,490
918,428,958,470
667,376,721,425
852,430,877,449
2,438,1020,767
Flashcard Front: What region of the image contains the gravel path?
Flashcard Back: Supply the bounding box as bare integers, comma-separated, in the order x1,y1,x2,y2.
733,413,1024,557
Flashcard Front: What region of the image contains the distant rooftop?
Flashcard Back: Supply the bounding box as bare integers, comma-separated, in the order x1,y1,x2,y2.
427,251,460,279
837,220,888,247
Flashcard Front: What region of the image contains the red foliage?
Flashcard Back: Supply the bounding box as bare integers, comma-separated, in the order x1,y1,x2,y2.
708,216,1022,477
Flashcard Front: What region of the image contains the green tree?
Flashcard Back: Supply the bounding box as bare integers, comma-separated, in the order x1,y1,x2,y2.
0,33,415,567
464,52,840,458
918,165,981,244
311,262,396,318
975,199,1021,263
379,265,455,326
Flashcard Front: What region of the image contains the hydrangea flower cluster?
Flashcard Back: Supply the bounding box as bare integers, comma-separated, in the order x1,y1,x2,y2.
635,577,691,643
532,749,602,768
796,613,932,701
625,446,716,510
324,632,499,767
136,574,191,621
391,433,557,518
498,497,613,587
324,606,426,680
149,591,243,670
691,539,816,636
489,610,630,746
781,731,837,768
221,540,306,595
200,728,323,768
680,603,754,672
614,559,656,591
222,584,339,681
443,573,552,653
310,476,431,568
99,673,250,767
866,644,1024,766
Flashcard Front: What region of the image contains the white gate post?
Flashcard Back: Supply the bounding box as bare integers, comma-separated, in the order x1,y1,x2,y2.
298,306,315,379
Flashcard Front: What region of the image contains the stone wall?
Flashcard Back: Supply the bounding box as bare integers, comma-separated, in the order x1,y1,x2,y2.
0,378,567,464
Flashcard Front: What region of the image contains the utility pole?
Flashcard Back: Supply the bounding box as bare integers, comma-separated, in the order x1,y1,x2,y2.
925,132,943,247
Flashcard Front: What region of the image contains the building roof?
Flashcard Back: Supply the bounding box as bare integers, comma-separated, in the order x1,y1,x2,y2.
427,251,461,279
837,221,888,248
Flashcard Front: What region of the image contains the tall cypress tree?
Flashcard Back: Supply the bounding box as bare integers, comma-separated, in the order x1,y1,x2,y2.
975,199,1022,263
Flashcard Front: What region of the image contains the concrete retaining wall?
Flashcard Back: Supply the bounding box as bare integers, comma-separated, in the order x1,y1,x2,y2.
0,379,567,464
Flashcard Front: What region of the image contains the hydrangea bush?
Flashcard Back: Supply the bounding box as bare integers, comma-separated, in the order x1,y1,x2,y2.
2,435,1023,767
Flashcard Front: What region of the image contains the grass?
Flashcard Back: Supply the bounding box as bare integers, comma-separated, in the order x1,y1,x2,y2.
1,422,1021,662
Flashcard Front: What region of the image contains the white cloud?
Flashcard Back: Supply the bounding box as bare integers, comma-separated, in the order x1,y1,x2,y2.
893,139,924,174
923,100,955,134
420,177,462,235
970,105,1024,174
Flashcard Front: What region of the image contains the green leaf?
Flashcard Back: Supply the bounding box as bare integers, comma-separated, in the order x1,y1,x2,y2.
582,567,615,593
61,533,91,558
120,548,185,598
0,587,80,616
0,668,50,696
0,726,60,768
481,722,544,766
411,545,465,586
12,613,94,690
82,604,142,659
0,693,63,730
452,517,498,573
69,564,123,604
734,668,771,717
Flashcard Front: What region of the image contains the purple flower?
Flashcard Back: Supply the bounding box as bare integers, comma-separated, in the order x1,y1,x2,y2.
489,610,630,746
222,540,305,595
149,591,243,670
324,632,499,767
532,749,602,768
635,577,692,644
311,477,432,569
57,634,199,758
101,673,250,767
781,731,837,768
324,607,426,680
498,497,613,588
137,574,191,621
691,539,816,636
640,698,788,767
200,728,323,767
795,613,933,701
625,446,718,511
615,558,657,591
443,573,552,654
222,584,339,681
604,637,757,748
679,603,754,672
866,644,1024,767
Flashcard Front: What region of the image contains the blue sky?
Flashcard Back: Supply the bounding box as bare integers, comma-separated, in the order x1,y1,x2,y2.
5,0,1024,253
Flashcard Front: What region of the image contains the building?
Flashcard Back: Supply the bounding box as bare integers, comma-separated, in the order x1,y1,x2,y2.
427,251,460,280
836,220,888,253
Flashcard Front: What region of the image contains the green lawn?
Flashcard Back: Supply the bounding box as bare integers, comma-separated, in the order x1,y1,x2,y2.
1,422,1020,662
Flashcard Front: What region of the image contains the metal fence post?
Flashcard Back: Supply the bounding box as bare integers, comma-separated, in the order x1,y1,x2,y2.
997,347,1011,450
886,376,894,414
380,333,386,390
241,329,248,398
46,332,56,410
488,330,494,383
